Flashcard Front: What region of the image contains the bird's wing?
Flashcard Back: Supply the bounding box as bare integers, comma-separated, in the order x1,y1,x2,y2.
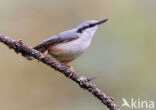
33,30,79,50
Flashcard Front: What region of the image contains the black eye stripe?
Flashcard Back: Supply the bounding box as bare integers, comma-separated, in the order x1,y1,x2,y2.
77,19,108,33
77,24,95,33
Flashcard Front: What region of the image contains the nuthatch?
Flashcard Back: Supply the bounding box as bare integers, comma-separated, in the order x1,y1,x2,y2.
26,19,108,71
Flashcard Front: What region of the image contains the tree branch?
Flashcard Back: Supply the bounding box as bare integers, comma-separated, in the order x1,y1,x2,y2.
0,33,120,110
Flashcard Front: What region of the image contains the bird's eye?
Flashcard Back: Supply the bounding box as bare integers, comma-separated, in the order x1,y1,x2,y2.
88,24,95,27
77,28,83,33
77,26,87,33
77,23,95,33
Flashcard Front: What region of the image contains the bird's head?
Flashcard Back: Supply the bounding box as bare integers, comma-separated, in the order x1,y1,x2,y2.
77,19,108,37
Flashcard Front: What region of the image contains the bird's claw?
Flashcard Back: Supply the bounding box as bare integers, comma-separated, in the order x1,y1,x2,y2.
69,66,74,72
39,54,46,60
38,50,48,61
67,66,74,77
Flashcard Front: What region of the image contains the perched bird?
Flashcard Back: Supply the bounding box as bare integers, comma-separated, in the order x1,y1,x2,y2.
25,19,108,72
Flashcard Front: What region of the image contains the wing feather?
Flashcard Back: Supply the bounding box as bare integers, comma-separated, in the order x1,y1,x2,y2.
33,30,79,50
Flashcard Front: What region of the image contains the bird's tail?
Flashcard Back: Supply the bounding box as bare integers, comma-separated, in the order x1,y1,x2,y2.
22,52,33,60
23,45,41,61
24,55,33,60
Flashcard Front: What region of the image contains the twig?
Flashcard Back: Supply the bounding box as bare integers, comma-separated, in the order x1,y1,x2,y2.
0,33,120,110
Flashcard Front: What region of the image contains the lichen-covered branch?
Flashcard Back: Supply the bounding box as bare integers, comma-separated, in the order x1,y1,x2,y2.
0,33,120,110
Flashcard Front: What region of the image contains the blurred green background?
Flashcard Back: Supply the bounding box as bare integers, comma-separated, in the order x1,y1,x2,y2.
0,0,156,110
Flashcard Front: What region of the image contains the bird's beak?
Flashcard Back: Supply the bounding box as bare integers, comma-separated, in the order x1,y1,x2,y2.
94,19,108,26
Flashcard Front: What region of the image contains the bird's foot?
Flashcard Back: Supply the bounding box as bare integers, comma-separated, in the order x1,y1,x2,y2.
64,62,74,77
67,66,74,77
39,55,46,61
69,66,74,72
39,50,48,61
